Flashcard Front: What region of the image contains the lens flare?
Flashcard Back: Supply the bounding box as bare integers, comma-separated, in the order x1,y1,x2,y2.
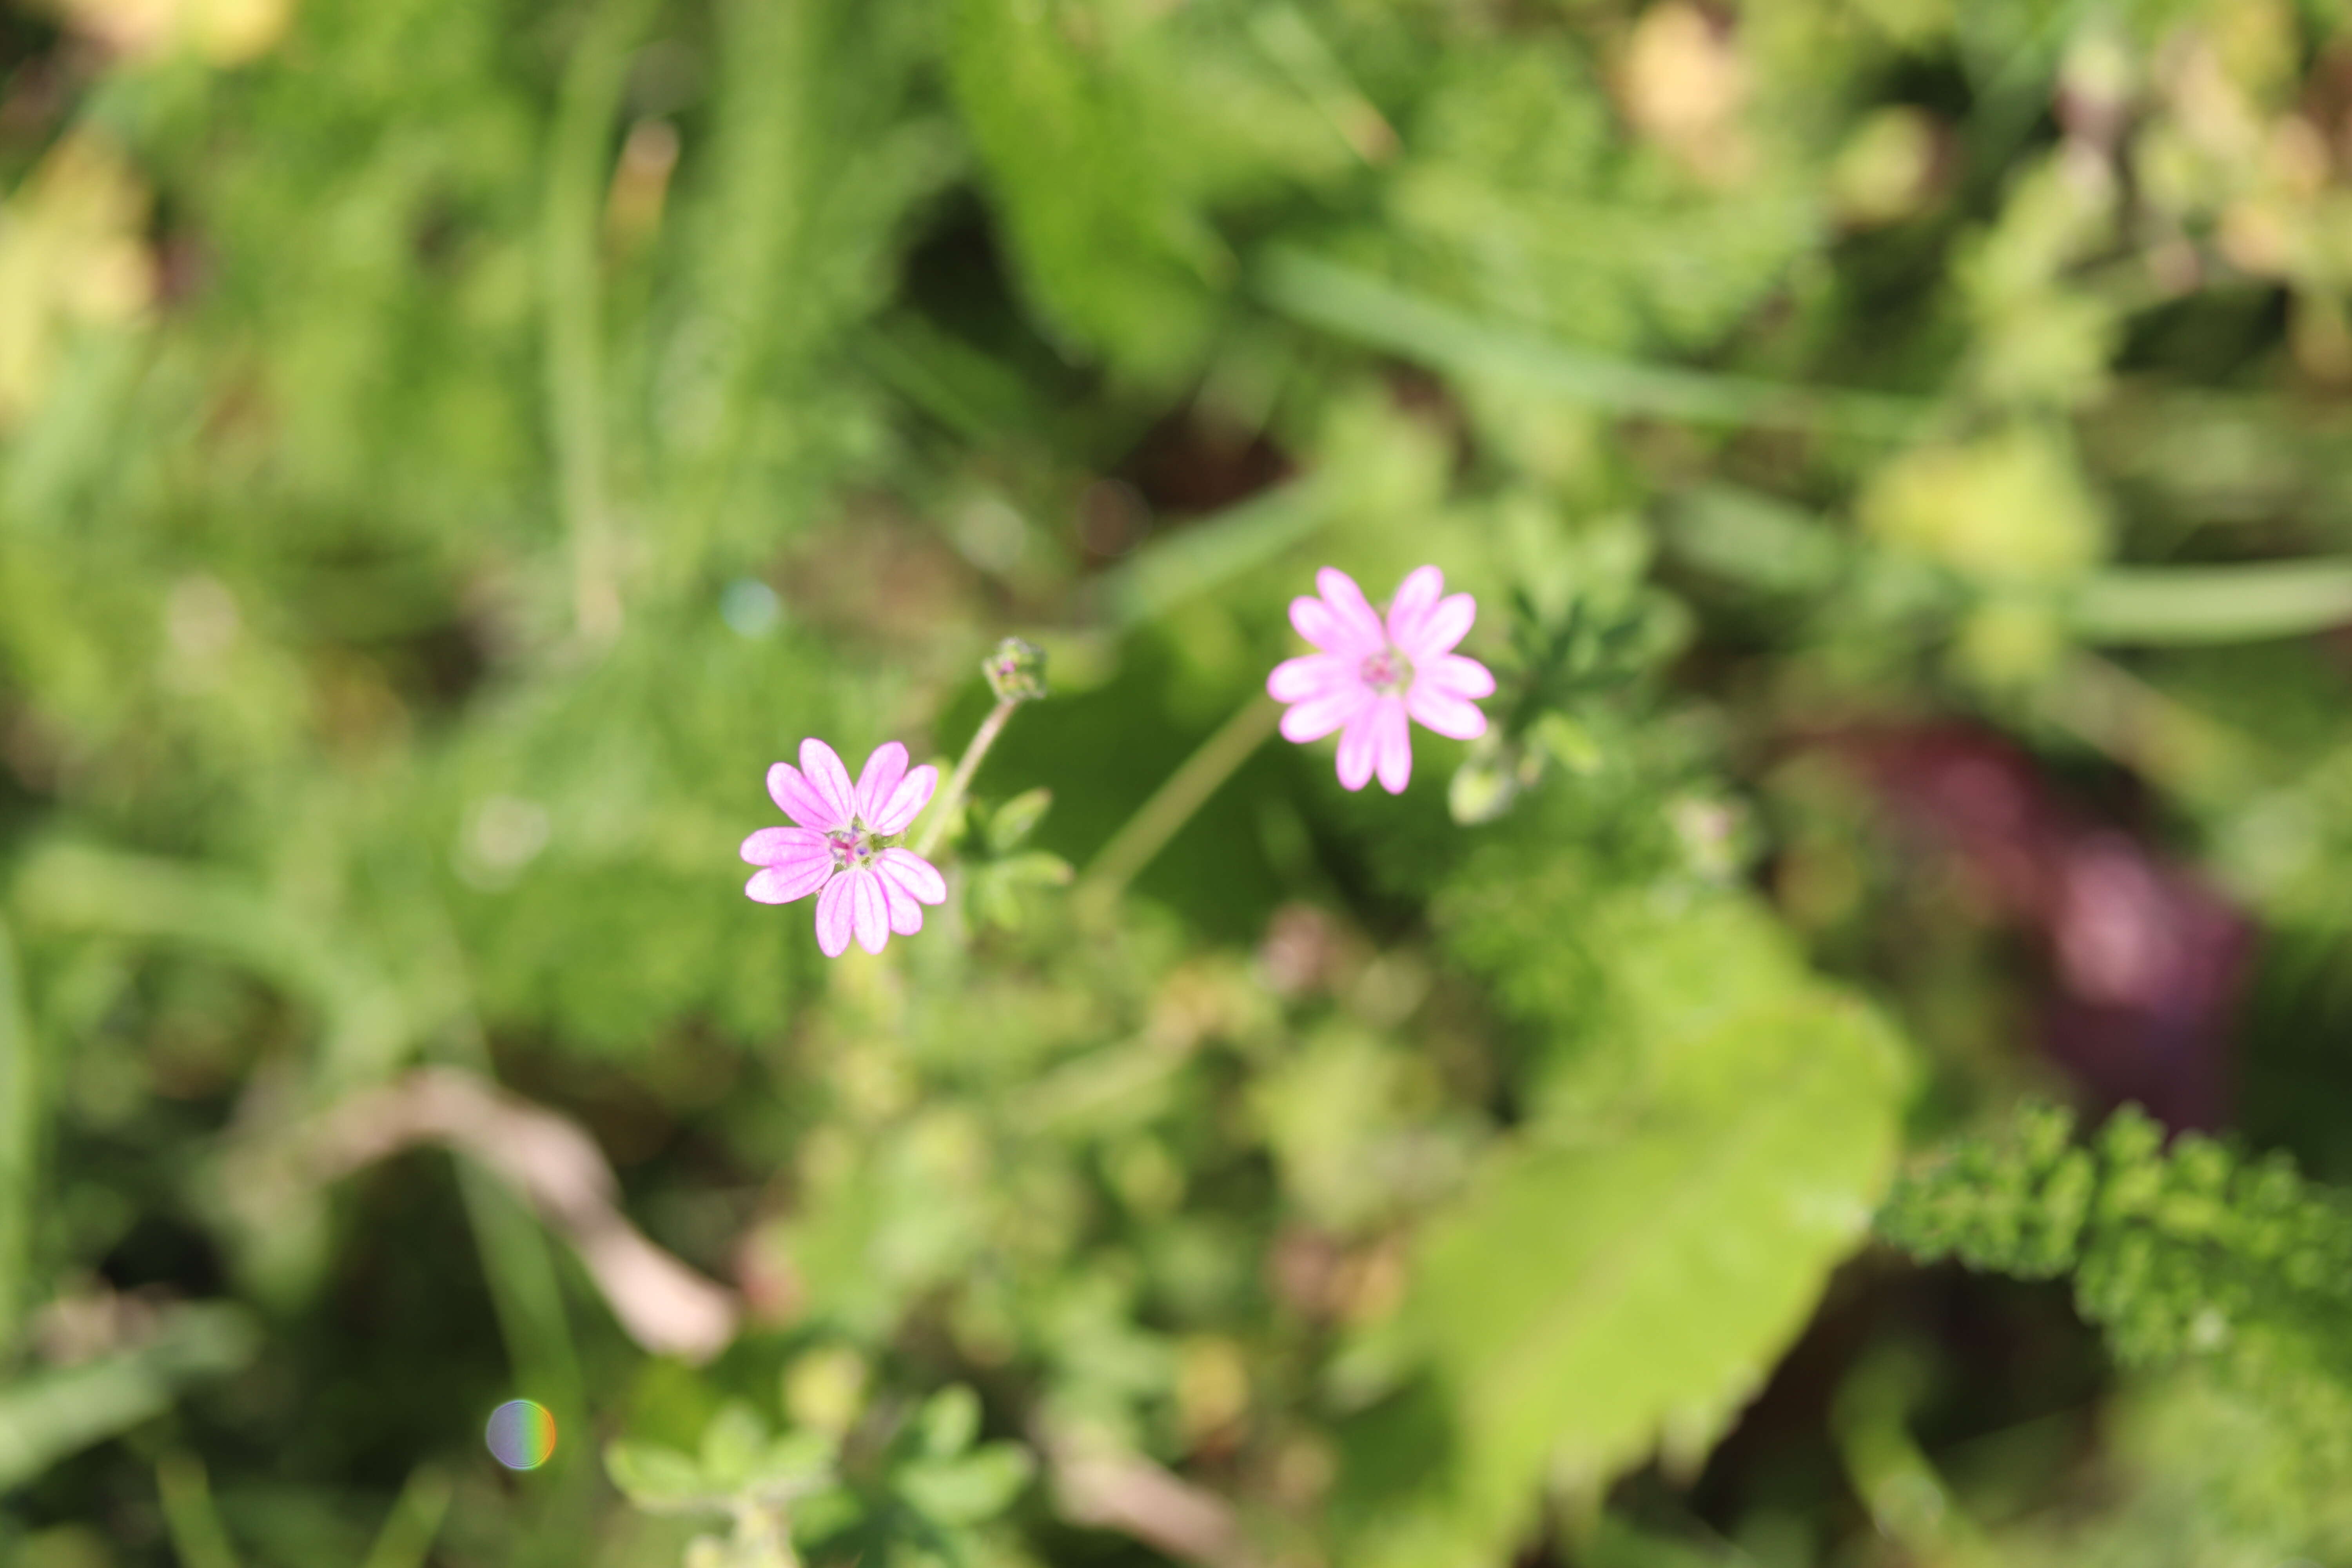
485,1399,557,1470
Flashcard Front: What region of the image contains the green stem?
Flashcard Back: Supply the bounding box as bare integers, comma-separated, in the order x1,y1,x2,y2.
544,0,656,642
1081,697,1281,906
0,919,34,1358
912,699,1019,860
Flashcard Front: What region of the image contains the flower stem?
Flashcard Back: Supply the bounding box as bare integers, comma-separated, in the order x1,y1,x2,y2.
912,698,1018,859
1081,696,1280,909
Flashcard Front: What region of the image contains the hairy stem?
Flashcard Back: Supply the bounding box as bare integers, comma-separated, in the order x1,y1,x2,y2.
1082,697,1280,907
913,699,1019,859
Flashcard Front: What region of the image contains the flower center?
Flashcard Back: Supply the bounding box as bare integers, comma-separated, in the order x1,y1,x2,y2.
827,825,875,870
1359,645,1412,695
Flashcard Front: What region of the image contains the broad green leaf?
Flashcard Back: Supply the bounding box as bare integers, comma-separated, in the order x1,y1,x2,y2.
1373,983,1909,1562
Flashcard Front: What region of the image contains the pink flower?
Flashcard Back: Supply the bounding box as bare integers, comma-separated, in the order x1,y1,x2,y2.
1267,566,1496,794
741,739,948,956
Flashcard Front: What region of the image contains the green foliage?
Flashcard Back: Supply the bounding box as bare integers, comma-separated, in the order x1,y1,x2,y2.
1883,1103,2352,1563
1882,1102,2352,1365
10,0,2352,1563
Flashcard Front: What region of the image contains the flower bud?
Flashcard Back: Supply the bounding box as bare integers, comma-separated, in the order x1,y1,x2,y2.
983,637,1049,703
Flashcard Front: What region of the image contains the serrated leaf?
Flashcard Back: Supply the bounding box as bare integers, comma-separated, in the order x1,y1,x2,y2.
897,1442,1036,1525
985,788,1054,855
1380,984,1909,1560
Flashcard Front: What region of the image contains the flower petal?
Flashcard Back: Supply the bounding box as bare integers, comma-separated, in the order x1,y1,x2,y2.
1371,696,1413,793
748,858,832,904
1267,653,1358,703
1280,684,1370,744
848,866,890,955
1316,566,1389,651
878,866,925,935
1335,700,1382,791
867,763,938,836
799,738,858,827
877,848,948,906
1406,679,1486,740
767,761,843,831
853,742,908,826
1384,565,1445,650
741,825,826,867
1398,591,1477,660
814,873,856,956
1419,652,1496,699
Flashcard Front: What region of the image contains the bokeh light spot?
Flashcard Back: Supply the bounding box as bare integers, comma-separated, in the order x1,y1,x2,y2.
485,1399,557,1470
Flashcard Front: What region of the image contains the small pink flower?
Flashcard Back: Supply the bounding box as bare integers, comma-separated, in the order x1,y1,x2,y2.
1268,565,1496,794
741,739,948,956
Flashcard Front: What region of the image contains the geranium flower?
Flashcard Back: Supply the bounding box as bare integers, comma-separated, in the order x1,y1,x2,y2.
742,739,947,956
1268,565,1495,794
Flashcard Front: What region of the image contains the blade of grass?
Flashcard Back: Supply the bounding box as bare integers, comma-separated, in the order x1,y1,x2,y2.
545,0,660,642
0,1303,258,1490
1255,248,1927,440
0,918,34,1356
1087,476,1329,630
157,1452,246,1568
11,843,409,1093
359,1465,455,1568
2069,559,2352,645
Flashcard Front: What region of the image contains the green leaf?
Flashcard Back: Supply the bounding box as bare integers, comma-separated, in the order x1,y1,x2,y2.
917,1384,982,1457
897,1442,1036,1525
604,1440,719,1513
1396,986,1909,1554
699,1401,771,1488
946,0,1225,374
985,789,1055,856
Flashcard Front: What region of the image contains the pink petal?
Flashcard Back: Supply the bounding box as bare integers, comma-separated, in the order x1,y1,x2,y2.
867,764,938,836
799,738,858,827
1316,567,1389,652
1398,592,1476,660
1384,566,1445,650
814,874,856,956
1267,653,1358,703
1405,682,1487,740
1290,595,1372,657
1419,652,1496,700
847,866,890,955
748,859,832,905
875,867,926,936
741,825,826,867
854,742,908,825
1280,684,1371,744
1334,701,1382,791
1371,697,1413,793
768,762,844,831
877,848,947,906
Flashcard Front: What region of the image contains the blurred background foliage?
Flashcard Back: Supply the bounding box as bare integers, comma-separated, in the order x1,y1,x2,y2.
6,0,2352,1563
